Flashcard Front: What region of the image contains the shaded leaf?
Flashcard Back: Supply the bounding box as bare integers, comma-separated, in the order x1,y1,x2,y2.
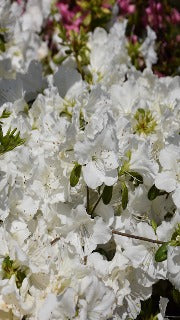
148,184,166,201
70,163,82,187
121,182,128,210
102,185,113,205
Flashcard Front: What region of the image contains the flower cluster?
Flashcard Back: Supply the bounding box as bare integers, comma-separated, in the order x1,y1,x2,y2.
0,0,180,319
117,0,180,76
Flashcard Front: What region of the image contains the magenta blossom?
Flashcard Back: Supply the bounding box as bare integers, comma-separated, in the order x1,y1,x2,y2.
171,8,180,25
144,1,164,31
117,0,135,16
57,2,83,32
130,34,138,44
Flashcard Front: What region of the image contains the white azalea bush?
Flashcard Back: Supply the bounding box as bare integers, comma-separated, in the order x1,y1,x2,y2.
0,0,52,74
0,1,180,319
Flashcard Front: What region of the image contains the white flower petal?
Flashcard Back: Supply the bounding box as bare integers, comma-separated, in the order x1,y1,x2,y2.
82,162,103,189
172,185,180,208
155,172,176,193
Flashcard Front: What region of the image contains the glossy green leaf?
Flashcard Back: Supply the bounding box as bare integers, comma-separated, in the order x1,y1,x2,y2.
102,185,113,205
148,184,166,201
155,243,168,262
70,163,82,187
151,220,157,233
121,182,128,210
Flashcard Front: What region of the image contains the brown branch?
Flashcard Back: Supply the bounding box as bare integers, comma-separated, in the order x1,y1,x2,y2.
86,186,90,214
112,230,166,244
51,230,166,246
50,237,60,245
90,193,103,216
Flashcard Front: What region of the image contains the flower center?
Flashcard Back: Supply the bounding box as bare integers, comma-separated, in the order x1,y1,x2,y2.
133,108,157,135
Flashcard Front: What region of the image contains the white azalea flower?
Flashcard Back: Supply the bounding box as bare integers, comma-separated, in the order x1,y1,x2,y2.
0,9,180,319
157,296,169,320
130,142,159,186
155,144,180,208
57,205,111,256
8,220,30,246
167,246,180,291
139,26,157,69
75,110,119,189
53,66,85,100
78,275,115,320
89,21,129,85
38,289,77,320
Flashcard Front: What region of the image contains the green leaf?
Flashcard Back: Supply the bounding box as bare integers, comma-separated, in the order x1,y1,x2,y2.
0,126,25,155
0,109,11,119
171,223,180,241
2,256,13,273
148,184,166,201
102,185,113,205
0,34,6,52
169,223,180,246
155,243,168,262
137,108,145,115
137,295,159,320
2,256,27,289
53,55,68,65
70,163,82,187
121,182,128,210
65,49,73,55
151,220,157,233
83,13,92,26
172,288,180,305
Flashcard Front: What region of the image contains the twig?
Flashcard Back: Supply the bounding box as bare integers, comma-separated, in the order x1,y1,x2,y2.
90,193,103,216
51,230,166,246
112,230,166,244
86,186,90,214
50,237,60,245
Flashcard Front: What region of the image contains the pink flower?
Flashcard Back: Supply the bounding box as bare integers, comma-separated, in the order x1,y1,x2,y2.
117,0,135,15
130,34,138,44
144,1,164,31
176,34,180,42
56,1,84,32
171,8,180,24
154,70,165,78
102,1,112,10
57,3,74,22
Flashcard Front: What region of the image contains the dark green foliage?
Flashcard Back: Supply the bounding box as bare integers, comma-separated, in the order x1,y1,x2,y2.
2,256,27,289
70,163,82,187
0,33,5,52
136,280,180,319
0,109,11,120
148,184,167,201
102,185,113,205
121,181,128,210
